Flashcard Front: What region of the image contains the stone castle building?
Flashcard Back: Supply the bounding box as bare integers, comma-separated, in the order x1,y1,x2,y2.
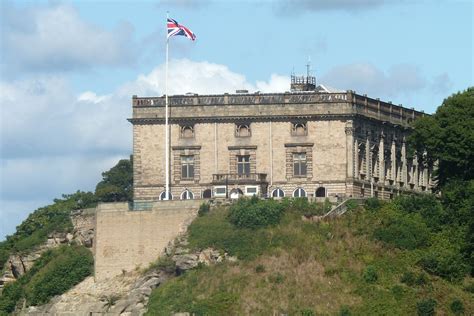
129,74,434,204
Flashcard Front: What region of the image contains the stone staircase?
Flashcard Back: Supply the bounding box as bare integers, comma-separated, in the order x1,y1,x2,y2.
322,198,366,219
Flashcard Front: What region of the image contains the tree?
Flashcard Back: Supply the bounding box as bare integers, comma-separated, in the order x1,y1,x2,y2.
409,87,474,188
95,156,133,202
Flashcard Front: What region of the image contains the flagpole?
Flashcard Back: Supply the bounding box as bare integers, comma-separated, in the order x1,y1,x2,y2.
165,11,170,200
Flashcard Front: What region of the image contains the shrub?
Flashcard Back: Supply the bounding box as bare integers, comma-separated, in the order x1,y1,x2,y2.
400,271,428,286
339,305,352,316
299,309,315,316
24,245,93,306
198,202,210,217
148,256,176,274
393,195,445,230
464,282,474,293
188,208,271,260
374,209,430,250
255,264,265,273
450,299,465,315
415,273,428,286
228,197,285,229
416,298,436,316
418,250,468,282
400,271,416,286
0,281,24,313
362,265,378,283
365,198,383,212
345,199,359,212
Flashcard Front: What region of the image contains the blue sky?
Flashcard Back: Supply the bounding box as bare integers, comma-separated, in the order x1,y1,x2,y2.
0,0,472,239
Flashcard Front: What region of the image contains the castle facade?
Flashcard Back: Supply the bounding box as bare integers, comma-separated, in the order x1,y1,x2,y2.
129,77,434,203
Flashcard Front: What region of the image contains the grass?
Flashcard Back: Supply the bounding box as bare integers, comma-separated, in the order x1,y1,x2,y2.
146,204,474,315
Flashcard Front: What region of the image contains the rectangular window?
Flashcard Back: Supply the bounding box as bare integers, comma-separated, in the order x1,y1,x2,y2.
237,155,250,176
293,153,307,176
181,155,194,179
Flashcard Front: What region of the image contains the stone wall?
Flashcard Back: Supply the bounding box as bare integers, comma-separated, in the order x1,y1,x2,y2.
94,200,201,280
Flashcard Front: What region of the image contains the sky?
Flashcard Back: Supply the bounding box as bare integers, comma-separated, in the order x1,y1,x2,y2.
0,0,472,239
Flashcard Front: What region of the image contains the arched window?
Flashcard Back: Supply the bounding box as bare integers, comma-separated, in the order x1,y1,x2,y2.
180,125,194,138
202,189,212,199
315,187,326,197
293,188,306,198
229,188,243,199
159,191,173,200
271,188,285,198
181,190,194,200
235,124,251,137
292,122,307,136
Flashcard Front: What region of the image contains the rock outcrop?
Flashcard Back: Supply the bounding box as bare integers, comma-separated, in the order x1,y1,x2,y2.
23,234,237,315
0,208,95,290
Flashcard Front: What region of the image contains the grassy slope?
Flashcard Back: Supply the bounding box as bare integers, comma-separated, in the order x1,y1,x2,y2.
147,205,473,315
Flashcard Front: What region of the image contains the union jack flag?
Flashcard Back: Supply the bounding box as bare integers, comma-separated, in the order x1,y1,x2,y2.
167,18,196,41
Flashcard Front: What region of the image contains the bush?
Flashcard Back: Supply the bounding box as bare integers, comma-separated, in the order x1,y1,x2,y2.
24,245,93,306
416,298,436,316
450,299,465,315
464,282,474,293
188,208,271,260
393,195,445,230
198,202,210,217
400,271,416,286
0,245,93,313
299,309,315,316
228,197,285,229
0,281,23,313
339,305,352,316
362,265,378,283
418,250,468,282
148,256,176,274
374,209,430,250
365,198,383,212
255,264,265,273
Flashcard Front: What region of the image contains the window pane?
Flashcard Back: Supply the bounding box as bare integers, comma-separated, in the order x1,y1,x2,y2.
188,165,194,178
244,163,250,175
301,162,307,176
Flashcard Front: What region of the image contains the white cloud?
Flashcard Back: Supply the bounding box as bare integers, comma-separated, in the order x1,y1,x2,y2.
0,2,136,75
120,59,289,96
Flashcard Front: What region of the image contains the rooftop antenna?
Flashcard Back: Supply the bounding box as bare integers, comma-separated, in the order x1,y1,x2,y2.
306,56,311,78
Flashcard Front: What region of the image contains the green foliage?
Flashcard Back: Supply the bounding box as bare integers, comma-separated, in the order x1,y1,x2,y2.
255,264,265,273
148,255,176,274
24,245,93,305
450,299,465,315
416,298,437,316
400,271,428,286
198,202,210,217
299,309,315,316
0,281,23,313
228,197,285,229
339,305,352,316
345,199,359,212
95,157,133,202
373,207,430,250
188,207,271,260
365,198,384,212
146,270,238,315
0,190,97,269
393,195,445,230
0,245,93,313
464,282,474,293
362,265,378,283
409,87,474,188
